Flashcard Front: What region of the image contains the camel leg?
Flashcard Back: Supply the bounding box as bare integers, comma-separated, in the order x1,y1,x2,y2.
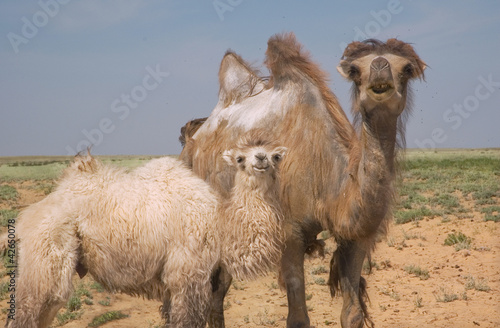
160,290,172,324
208,265,232,328
7,238,77,328
329,240,372,328
167,282,211,328
282,234,309,328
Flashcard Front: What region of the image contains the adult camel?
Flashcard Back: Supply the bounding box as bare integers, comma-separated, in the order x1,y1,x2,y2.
179,33,425,328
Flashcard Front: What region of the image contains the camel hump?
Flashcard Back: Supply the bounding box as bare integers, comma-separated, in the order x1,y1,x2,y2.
179,117,207,146
70,151,100,174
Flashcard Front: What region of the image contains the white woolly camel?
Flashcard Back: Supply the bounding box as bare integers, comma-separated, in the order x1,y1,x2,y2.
6,138,288,328
220,135,287,281
7,154,220,328
180,33,426,328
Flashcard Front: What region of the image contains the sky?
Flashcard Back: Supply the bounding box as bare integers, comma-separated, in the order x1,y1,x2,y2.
1,0,499,156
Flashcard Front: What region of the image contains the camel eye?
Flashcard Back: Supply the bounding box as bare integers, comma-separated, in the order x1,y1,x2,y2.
403,64,414,77
349,65,360,79
272,154,282,162
236,156,244,164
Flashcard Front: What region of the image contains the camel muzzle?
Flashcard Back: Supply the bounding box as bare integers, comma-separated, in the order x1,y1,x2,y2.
253,156,270,172
368,56,395,97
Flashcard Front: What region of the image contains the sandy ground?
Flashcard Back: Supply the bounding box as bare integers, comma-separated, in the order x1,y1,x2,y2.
0,181,498,328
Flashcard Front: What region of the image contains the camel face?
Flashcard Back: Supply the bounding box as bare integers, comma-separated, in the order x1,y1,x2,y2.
223,144,286,178
337,39,426,117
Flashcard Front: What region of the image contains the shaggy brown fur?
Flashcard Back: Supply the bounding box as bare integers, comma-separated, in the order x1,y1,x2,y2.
179,33,425,328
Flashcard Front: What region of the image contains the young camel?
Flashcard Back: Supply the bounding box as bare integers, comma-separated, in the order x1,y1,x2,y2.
180,33,426,328
221,136,287,281
7,140,287,328
7,154,220,328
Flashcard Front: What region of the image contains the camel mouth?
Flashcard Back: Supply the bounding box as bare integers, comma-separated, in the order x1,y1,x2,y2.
253,166,269,173
369,83,393,95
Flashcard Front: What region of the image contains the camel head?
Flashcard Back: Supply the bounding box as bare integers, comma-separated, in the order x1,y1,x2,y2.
337,39,426,118
222,137,286,184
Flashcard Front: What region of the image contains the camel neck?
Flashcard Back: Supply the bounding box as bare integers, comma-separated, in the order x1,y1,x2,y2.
359,109,398,177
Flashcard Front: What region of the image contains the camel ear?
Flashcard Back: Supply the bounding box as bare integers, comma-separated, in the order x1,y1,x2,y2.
336,60,351,79
222,150,235,166
218,52,264,107
272,146,287,163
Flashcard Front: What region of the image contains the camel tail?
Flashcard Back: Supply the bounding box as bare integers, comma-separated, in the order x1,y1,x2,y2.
61,152,101,179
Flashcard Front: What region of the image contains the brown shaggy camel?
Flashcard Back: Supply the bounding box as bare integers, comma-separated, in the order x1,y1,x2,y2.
179,33,425,328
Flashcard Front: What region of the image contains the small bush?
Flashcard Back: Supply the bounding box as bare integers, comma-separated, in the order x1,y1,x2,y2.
464,276,491,292
434,288,459,303
66,295,82,312
404,265,430,280
311,265,328,275
98,297,111,306
444,232,472,251
56,310,83,326
74,283,92,299
88,311,129,327
314,277,326,285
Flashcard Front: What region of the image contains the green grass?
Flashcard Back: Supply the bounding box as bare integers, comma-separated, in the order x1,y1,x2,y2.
0,209,18,227
88,311,129,327
0,156,164,182
444,232,472,251
56,310,83,326
481,206,500,222
0,185,18,201
0,161,69,181
313,277,327,285
404,265,430,280
396,150,499,224
90,281,105,292
0,281,10,301
394,206,437,224
311,265,328,275
67,295,83,312
98,297,111,306
55,292,86,326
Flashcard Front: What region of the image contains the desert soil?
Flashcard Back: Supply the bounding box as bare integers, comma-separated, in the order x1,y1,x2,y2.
0,180,498,328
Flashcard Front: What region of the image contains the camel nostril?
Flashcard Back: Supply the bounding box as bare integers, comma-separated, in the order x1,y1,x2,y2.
255,153,266,161
370,56,390,71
